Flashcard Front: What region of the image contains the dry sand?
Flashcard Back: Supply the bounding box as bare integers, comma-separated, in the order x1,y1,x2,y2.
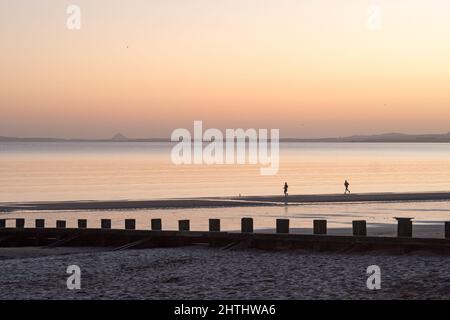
0,246,449,300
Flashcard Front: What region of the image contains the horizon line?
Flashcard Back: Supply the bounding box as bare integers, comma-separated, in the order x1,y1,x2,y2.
1,131,450,142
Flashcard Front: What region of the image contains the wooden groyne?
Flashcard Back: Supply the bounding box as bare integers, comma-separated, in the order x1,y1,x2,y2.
1,217,450,254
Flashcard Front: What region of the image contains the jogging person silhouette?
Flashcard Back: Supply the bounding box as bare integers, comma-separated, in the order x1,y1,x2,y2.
283,182,289,197
344,180,350,194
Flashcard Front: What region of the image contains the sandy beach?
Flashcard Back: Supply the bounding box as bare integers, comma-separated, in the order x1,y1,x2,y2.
0,246,449,300
2,192,450,212
1,193,450,300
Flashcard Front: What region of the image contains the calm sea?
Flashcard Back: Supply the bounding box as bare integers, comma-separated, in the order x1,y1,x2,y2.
1,142,450,202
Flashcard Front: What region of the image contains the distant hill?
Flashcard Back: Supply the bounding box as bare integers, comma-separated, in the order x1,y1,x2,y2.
2,132,450,143
111,133,129,141
289,132,450,143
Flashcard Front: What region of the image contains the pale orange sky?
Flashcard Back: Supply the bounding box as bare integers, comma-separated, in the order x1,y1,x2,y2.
1,0,450,138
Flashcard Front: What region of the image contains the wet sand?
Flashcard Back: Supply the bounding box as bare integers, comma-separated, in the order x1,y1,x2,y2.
1,199,449,239
2,191,450,212
1,246,449,300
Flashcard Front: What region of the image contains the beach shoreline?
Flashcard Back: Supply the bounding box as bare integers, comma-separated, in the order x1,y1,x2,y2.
2,191,450,212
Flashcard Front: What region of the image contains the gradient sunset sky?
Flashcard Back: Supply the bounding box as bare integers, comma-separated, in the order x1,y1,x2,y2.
1,0,449,138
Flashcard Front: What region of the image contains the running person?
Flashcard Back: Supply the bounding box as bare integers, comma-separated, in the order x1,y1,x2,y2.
344,180,350,194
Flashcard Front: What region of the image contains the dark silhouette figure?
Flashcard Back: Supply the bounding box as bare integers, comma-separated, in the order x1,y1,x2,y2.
283,182,289,197
344,180,350,194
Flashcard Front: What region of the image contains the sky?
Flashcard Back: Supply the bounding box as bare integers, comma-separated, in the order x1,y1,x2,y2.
1,0,450,139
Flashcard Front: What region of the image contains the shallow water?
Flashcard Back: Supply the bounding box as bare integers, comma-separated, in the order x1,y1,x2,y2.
1,142,450,202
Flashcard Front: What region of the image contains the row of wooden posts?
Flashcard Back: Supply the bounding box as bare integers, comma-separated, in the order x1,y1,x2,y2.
1,217,450,238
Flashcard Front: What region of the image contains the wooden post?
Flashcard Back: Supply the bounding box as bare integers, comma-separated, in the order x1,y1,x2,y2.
0,219,5,228
313,220,327,235
276,219,290,234
151,218,162,231
352,220,367,236
35,219,45,228
445,222,450,238
101,219,111,229
16,218,25,229
125,219,136,230
209,219,221,232
78,219,87,229
56,220,66,229
179,220,190,231
241,218,253,233
396,217,413,237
